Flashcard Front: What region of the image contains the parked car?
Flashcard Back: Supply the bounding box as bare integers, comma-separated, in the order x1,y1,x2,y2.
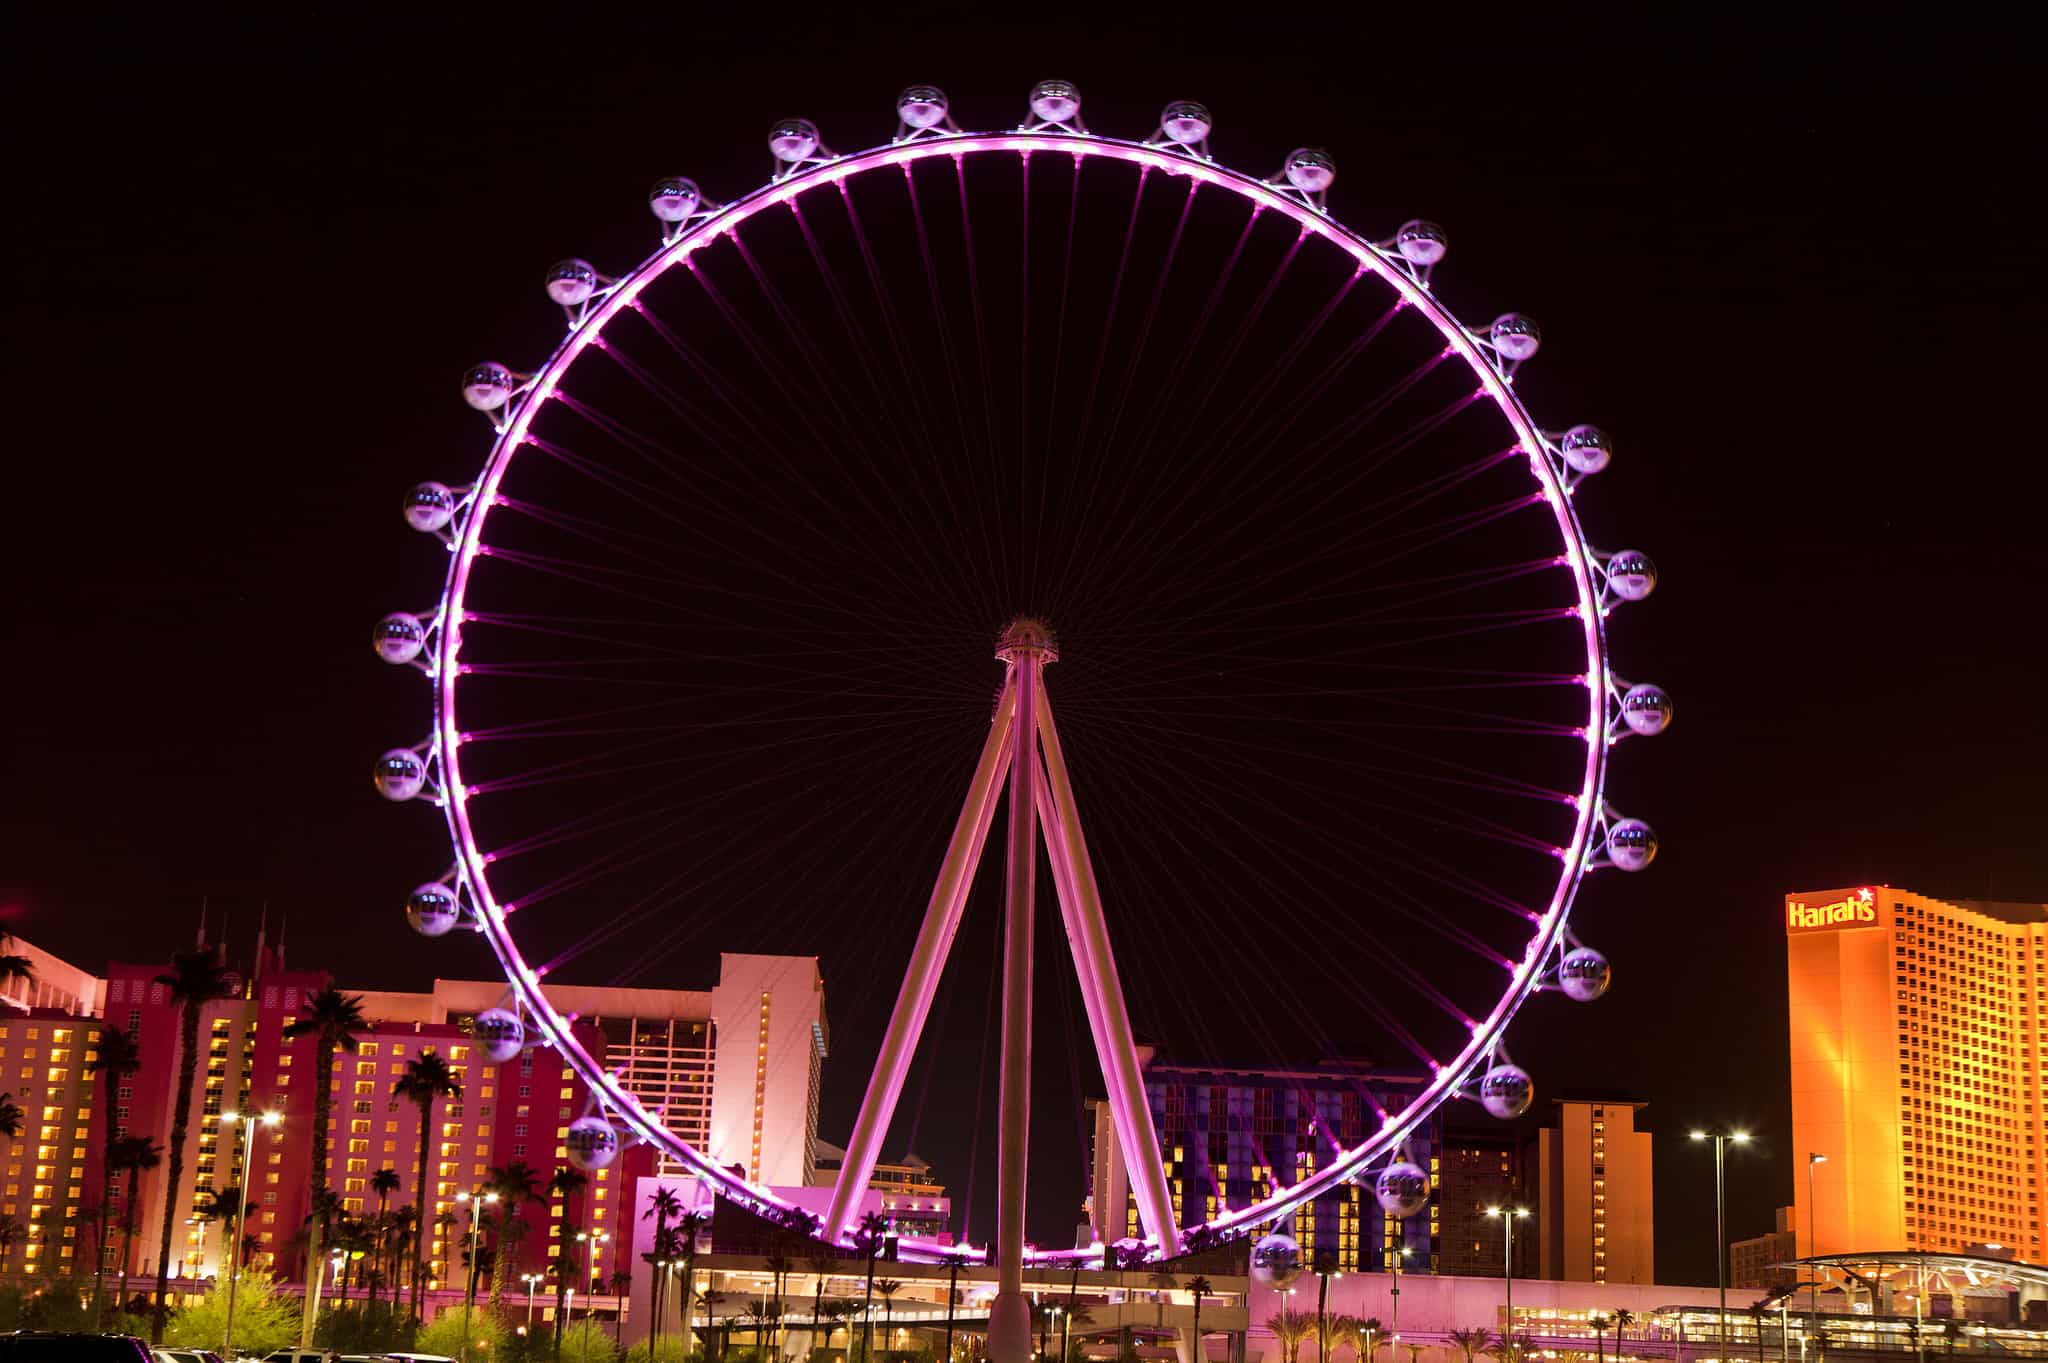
0,1335,156,1363
154,1349,225,1363
259,1353,337,1363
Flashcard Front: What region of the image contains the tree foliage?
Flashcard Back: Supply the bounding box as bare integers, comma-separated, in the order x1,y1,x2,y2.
416,1304,511,1360
163,1270,302,1356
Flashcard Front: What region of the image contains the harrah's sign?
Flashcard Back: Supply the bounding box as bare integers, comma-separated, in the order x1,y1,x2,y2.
1787,889,1878,933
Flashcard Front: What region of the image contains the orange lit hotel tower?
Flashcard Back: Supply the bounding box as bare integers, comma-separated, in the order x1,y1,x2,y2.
1788,885,2048,1263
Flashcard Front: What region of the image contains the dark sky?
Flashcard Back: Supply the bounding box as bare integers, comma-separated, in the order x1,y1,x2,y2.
5,8,2043,1285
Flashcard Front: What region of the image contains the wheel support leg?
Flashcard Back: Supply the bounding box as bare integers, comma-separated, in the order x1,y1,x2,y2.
988,656,1042,1363
820,678,1018,1244
1037,691,1185,1258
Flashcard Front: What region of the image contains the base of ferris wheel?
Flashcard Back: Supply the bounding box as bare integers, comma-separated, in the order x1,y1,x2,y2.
815,617,1188,1363
823,616,1479,1363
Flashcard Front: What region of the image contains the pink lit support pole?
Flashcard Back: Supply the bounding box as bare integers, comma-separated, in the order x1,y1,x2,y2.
1036,692,1185,1258
988,628,1049,1363
820,678,1019,1245
1032,766,1183,1255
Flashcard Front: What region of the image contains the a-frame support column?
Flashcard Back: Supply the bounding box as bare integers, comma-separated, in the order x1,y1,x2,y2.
1037,691,1184,1257
820,679,1017,1243
988,625,1051,1363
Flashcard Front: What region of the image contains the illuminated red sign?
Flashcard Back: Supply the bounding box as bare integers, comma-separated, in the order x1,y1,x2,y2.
1786,887,1878,933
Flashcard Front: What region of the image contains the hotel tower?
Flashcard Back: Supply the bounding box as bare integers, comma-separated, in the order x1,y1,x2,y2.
1788,885,2048,1264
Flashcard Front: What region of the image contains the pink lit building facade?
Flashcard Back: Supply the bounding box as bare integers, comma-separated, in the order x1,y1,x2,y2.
7,938,817,1297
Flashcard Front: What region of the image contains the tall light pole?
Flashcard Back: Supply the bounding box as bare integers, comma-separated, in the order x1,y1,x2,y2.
1483,1207,1531,1360
219,1109,280,1357
1690,1130,1753,1359
455,1188,500,1363
1312,1251,1340,1363
185,1218,209,1283
524,1271,544,1329
577,1229,610,1358
1387,1244,1412,1349
1806,1154,1827,1326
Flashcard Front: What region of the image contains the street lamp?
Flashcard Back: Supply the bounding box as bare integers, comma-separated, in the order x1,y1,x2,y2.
577,1230,611,1357
1483,1207,1531,1360
1806,1154,1827,1324
455,1189,500,1363
1387,1244,1413,1347
1311,1251,1341,1363
1691,1130,1753,1360
185,1217,209,1283
218,1109,281,1357
523,1271,546,1328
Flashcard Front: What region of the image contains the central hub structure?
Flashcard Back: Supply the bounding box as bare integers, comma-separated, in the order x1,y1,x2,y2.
995,615,1059,665
821,616,1182,1363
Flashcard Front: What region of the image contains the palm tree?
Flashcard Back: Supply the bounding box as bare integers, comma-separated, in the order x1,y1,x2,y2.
874,1279,903,1359
432,1206,457,1286
109,1135,163,1319
1444,1332,1491,1363
394,1050,462,1319
1589,1313,1612,1363
674,1209,709,1353
370,1168,401,1310
856,1211,890,1360
194,1185,238,1278
1187,1276,1213,1363
1147,1270,1178,1329
550,1219,583,1362
0,1214,27,1278
385,1203,418,1306
643,1185,684,1342
282,985,366,1342
547,1164,591,1358
611,1268,634,1346
767,1253,794,1356
742,1301,776,1353
1267,1310,1316,1363
151,947,237,1340
1484,1333,1534,1363
485,1158,543,1307
86,1026,142,1322
0,933,34,995
807,1255,838,1360
0,1090,23,1150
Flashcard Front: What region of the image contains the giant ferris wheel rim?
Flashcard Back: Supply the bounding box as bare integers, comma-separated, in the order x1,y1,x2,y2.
424,123,1614,1261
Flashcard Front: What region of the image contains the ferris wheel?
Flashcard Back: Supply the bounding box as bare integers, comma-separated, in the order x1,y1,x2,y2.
369,80,1668,1303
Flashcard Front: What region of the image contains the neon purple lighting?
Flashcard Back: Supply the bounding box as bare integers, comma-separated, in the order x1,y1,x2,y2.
430,130,1611,1263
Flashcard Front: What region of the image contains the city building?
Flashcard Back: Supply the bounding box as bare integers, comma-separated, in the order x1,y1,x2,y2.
0,1009,107,1275
1533,1097,1653,1284
105,948,330,1285
811,1141,951,1239
1730,1206,1797,1291
1434,1124,1533,1278
1787,885,2048,1263
356,952,827,1188
11,933,821,1298
1087,1051,1437,1272
3,939,101,1017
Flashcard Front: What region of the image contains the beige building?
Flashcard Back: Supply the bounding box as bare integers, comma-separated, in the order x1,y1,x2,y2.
1788,885,2047,1263
357,951,827,1188
1535,1098,1653,1284
1731,1206,1797,1290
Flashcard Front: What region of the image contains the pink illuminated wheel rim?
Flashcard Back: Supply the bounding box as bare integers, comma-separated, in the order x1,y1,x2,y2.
375,106,1663,1263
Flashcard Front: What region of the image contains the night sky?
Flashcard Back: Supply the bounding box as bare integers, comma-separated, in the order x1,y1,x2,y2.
5,9,2042,1286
